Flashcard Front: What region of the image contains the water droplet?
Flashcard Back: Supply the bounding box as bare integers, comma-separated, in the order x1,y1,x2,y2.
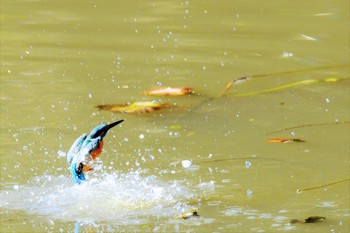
281,52,293,58
181,160,192,168
57,150,66,158
247,189,253,198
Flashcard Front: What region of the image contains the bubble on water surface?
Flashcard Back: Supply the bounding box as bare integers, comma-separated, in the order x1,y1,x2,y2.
181,160,192,168
246,189,253,198
316,201,337,208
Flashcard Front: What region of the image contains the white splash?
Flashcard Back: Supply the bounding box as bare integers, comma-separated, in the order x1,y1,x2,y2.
0,172,194,223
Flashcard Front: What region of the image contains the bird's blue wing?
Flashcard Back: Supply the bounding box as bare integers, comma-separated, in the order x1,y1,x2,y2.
67,134,87,164
82,124,106,146
73,136,102,166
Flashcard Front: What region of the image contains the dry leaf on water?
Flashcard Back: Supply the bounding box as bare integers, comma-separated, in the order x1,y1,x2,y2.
144,87,193,96
290,216,326,224
304,216,326,223
266,138,305,143
175,209,200,220
96,101,171,114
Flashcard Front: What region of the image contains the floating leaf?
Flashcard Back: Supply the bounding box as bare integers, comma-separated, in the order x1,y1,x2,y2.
290,216,326,224
304,216,326,223
175,209,200,220
266,138,305,143
144,87,193,96
96,101,171,114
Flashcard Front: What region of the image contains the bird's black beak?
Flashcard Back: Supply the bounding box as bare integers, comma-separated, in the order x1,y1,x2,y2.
106,119,124,131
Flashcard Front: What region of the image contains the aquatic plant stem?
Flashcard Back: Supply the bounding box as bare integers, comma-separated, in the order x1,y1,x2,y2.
296,178,350,193
249,64,349,79
266,120,350,135
219,64,349,97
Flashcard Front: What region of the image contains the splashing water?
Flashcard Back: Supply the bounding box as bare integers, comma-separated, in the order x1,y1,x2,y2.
0,172,195,224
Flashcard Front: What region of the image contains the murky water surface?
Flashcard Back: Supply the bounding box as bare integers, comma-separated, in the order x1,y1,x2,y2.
1,0,349,232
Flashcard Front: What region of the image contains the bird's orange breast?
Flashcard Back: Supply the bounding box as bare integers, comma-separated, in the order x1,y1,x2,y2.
90,140,104,160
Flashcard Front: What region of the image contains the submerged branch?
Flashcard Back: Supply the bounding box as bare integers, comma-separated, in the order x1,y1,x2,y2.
266,120,350,135
297,178,350,193
228,77,340,97
250,64,349,79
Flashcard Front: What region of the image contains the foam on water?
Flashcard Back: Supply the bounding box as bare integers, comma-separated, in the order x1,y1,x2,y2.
0,172,195,223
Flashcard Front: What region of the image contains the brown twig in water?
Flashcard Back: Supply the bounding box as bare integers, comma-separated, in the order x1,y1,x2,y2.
266,120,350,135
296,178,350,194
218,76,250,97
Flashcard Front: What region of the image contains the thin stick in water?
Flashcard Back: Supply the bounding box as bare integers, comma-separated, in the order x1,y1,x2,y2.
296,178,350,194
266,120,350,135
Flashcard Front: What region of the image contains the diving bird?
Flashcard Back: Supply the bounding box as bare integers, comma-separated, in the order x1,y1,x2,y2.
67,119,124,184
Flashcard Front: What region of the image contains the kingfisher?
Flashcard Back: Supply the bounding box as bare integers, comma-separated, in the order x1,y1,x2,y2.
67,119,124,184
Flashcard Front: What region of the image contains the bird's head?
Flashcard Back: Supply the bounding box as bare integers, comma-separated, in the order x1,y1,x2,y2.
70,162,85,184
88,119,124,139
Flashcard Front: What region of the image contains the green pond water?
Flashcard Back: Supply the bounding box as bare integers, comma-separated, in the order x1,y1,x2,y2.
1,0,349,232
